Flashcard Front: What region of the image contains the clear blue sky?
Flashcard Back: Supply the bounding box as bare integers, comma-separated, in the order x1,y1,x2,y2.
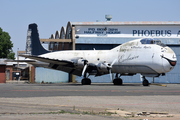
0,0,179,56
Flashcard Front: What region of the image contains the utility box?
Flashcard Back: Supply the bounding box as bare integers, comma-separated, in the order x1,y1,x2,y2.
0,59,6,83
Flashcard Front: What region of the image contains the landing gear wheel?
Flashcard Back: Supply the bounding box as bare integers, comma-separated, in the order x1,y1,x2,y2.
143,79,149,86
113,78,123,85
81,78,91,85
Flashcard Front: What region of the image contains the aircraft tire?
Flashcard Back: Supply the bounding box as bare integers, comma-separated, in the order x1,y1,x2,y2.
87,78,91,85
143,80,149,86
113,78,123,85
81,78,91,85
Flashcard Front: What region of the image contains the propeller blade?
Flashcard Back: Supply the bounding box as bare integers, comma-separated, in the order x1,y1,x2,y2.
109,68,112,81
103,59,117,68
101,59,117,81
82,64,88,77
111,59,117,66
102,62,108,67
140,74,143,81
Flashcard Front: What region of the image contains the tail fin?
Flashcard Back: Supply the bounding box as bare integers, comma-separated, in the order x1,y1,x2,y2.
26,23,50,55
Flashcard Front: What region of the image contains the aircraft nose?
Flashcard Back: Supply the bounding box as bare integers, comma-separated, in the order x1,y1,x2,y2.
169,60,176,66
162,47,177,72
163,59,176,72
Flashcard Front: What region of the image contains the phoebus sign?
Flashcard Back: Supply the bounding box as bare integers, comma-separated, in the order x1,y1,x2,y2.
75,26,180,38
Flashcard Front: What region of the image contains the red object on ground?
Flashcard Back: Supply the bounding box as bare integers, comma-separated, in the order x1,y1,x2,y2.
0,65,6,83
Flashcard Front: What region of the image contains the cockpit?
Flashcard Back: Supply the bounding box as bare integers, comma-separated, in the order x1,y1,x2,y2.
140,38,166,47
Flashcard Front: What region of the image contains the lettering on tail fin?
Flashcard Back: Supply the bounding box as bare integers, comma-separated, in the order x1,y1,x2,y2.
25,23,50,55
26,28,32,55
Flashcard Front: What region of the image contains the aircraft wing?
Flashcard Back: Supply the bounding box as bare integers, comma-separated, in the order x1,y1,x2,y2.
19,54,82,76
20,54,74,66
5,59,36,62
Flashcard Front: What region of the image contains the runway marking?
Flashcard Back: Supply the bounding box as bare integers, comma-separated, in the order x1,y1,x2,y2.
11,89,122,92
11,89,180,93
73,102,180,107
101,102,180,107
1,100,180,107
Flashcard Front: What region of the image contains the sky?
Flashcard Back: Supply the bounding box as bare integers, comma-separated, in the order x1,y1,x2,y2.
0,0,179,56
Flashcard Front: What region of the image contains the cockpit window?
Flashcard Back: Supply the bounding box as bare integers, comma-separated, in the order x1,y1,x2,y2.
140,38,166,47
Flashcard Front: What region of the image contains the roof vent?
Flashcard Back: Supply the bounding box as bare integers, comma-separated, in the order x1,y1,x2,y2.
105,15,112,21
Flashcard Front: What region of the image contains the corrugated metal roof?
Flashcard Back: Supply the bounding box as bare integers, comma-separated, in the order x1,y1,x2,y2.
0,59,6,65
71,21,180,26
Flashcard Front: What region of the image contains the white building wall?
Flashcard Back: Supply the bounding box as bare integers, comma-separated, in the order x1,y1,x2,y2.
35,67,68,83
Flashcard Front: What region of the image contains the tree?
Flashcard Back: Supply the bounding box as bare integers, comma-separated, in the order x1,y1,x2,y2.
0,27,15,59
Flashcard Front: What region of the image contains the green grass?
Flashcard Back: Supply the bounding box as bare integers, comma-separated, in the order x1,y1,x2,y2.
82,111,89,114
28,109,124,117
59,110,66,114
124,116,131,119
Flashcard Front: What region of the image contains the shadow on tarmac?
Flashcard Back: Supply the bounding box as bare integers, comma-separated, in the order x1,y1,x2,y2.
15,83,143,87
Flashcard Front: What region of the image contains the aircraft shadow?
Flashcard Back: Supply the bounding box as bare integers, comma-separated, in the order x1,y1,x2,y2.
16,83,142,87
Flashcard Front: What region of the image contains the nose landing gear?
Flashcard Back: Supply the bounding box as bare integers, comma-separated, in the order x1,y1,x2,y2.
142,76,149,86
113,73,123,85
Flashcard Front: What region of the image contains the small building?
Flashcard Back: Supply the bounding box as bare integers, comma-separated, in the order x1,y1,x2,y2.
0,57,31,83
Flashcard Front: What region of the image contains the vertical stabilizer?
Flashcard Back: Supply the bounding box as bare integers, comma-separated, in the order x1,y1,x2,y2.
26,23,50,55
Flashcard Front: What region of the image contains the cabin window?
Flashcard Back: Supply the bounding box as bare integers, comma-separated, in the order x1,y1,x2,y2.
140,38,166,47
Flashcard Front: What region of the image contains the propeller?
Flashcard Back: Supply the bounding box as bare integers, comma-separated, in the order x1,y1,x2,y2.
82,60,88,77
109,68,112,81
103,59,117,81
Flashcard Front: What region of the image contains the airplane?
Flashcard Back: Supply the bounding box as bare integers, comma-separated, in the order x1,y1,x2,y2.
17,23,177,86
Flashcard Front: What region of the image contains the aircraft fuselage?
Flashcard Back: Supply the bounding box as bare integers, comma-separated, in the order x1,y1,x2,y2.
40,39,176,77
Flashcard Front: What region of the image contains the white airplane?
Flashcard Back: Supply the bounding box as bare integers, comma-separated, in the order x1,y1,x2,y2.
19,24,177,86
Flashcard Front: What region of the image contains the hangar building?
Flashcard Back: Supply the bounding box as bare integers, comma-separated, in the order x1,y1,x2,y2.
35,15,180,83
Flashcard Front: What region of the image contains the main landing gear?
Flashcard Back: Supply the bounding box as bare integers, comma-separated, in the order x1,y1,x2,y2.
81,73,91,85
142,76,149,86
113,73,123,85
81,78,91,85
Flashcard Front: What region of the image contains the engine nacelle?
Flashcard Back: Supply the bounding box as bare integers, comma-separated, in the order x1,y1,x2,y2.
96,63,109,73
89,70,98,75
73,58,87,69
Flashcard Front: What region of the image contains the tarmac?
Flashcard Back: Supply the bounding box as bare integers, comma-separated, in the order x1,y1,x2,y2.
0,81,180,120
